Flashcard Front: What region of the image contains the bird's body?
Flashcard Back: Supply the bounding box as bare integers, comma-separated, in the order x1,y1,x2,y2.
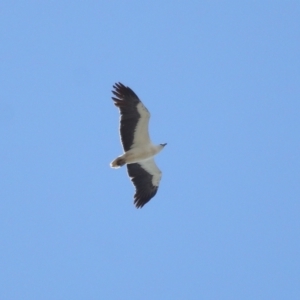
110,144,163,167
110,82,166,208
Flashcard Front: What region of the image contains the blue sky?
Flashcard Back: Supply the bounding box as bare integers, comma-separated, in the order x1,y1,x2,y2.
1,1,299,299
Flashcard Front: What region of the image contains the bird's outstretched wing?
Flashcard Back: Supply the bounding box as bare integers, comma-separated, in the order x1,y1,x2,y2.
112,82,151,151
127,159,162,208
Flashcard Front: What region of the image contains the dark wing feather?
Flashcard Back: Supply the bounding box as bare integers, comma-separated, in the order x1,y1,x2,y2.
112,82,141,151
127,163,159,208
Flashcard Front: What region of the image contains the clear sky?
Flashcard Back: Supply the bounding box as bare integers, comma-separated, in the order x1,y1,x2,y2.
1,1,299,299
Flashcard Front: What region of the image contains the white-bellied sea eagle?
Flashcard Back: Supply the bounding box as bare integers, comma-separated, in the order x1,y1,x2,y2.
110,82,167,208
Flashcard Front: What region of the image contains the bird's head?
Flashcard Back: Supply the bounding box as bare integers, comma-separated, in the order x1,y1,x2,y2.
160,143,167,147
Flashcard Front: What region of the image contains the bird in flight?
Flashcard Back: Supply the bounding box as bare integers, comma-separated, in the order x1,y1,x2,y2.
110,82,167,208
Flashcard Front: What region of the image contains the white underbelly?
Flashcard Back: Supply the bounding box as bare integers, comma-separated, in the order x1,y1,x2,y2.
125,148,156,164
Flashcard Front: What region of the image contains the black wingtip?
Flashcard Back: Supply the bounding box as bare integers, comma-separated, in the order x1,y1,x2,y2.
111,82,140,103
133,189,158,209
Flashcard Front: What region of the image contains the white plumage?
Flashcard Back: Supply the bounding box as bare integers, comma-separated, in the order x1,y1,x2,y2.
110,82,167,208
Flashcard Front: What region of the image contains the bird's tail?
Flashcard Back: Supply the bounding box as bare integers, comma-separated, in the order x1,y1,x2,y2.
110,156,126,168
